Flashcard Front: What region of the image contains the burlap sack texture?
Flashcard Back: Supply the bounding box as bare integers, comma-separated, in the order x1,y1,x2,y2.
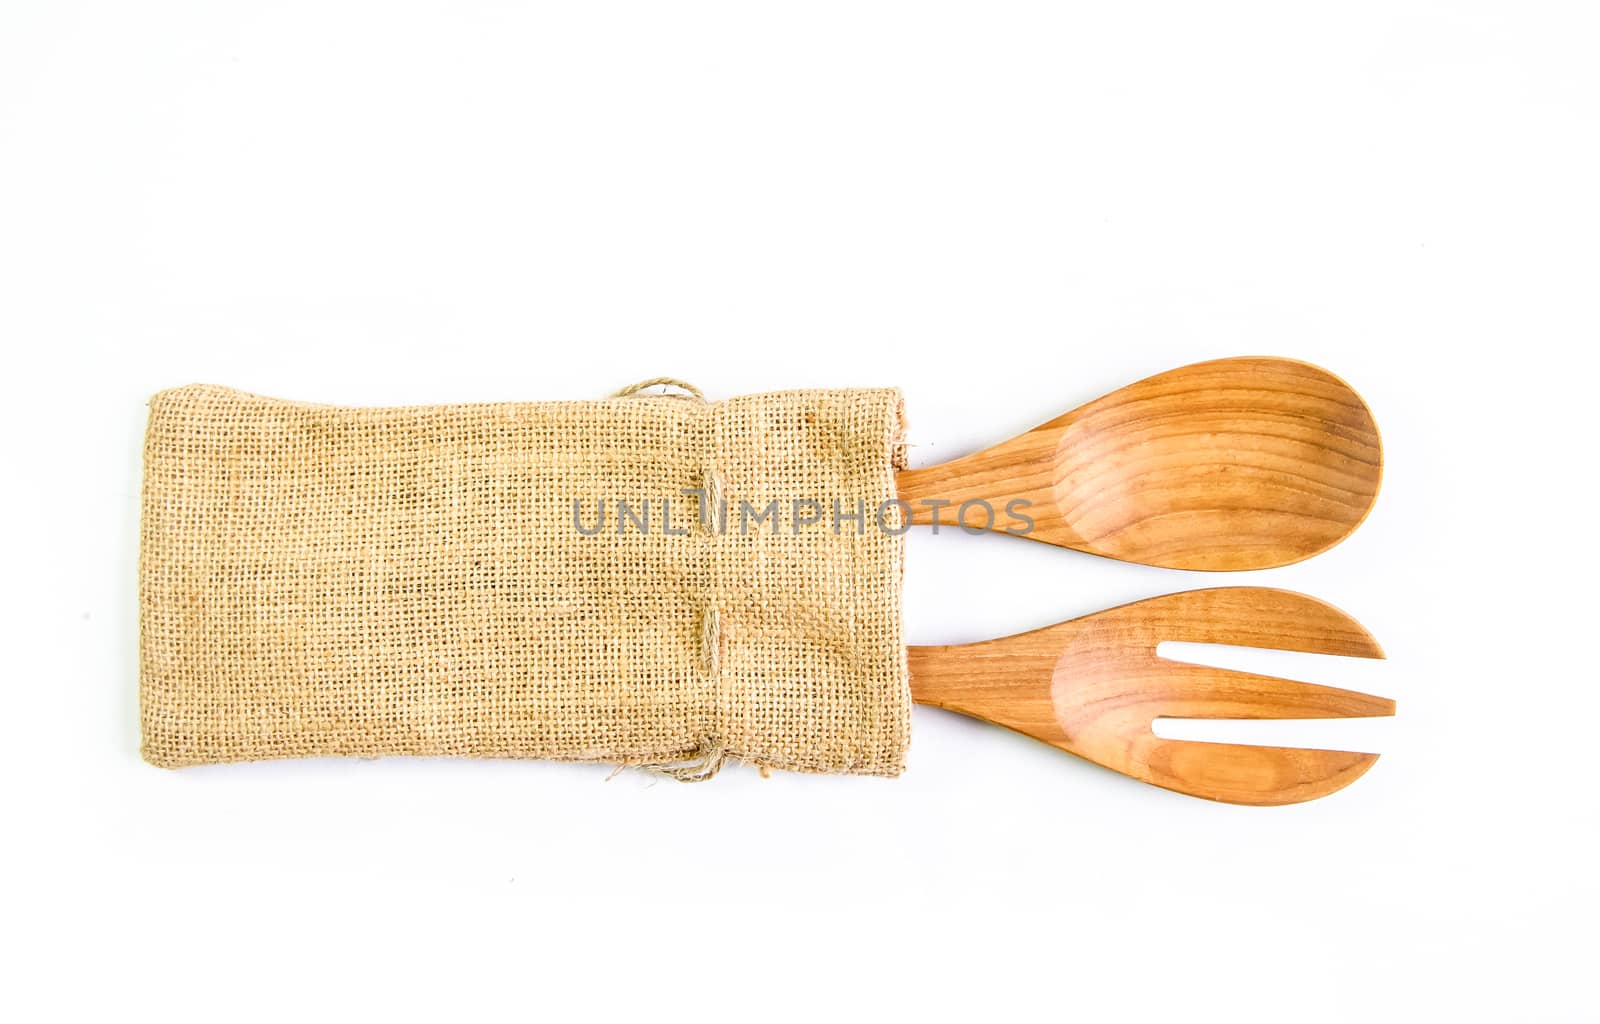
139,381,912,778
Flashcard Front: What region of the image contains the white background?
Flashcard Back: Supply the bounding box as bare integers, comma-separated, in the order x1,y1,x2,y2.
3,2,1596,1020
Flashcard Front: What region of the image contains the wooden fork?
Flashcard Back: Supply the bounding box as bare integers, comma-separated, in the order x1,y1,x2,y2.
895,357,1382,570
908,587,1392,805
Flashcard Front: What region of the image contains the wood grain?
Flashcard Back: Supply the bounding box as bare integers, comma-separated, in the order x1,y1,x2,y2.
908,588,1393,805
895,358,1382,570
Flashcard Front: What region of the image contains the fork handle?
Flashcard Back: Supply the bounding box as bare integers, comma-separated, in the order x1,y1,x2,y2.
907,633,1074,753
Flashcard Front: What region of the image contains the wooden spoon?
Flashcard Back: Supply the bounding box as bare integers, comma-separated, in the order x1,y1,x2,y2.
909,587,1392,805
895,357,1382,570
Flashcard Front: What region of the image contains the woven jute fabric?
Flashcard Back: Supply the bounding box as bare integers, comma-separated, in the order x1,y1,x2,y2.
139,384,911,776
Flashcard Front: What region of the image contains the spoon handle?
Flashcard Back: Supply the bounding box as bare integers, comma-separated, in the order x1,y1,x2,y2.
895,424,1070,540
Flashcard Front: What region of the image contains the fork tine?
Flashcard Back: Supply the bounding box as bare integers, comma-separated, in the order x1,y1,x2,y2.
1108,586,1386,660
1152,663,1396,720
1135,738,1381,806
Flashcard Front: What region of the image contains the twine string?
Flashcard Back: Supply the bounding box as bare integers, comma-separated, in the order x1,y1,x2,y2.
635,735,728,783
609,377,708,402
609,377,726,782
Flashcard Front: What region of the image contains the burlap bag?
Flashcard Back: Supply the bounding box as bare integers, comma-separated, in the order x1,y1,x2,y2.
139,381,911,778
